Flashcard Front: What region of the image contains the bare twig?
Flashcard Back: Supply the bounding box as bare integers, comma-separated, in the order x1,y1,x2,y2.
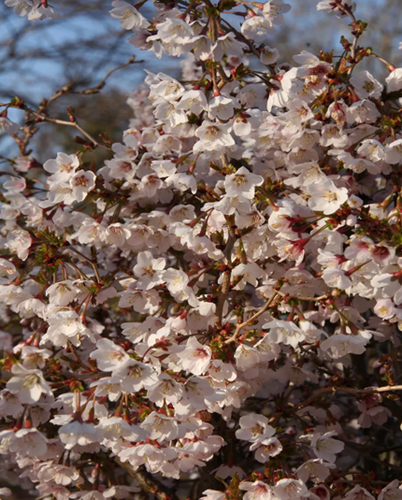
61,246,102,283
224,290,279,344
297,384,402,411
67,341,94,372
27,107,108,149
114,460,180,500
215,226,236,328
75,55,140,96
276,290,329,302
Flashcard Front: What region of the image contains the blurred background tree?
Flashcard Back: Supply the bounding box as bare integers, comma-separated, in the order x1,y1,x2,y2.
1,0,401,162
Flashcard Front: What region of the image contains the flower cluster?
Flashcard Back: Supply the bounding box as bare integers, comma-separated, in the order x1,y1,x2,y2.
2,0,402,499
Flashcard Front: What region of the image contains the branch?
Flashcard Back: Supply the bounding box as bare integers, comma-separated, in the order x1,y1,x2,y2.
275,290,329,302
224,290,279,344
67,341,95,373
61,246,102,283
74,55,141,96
114,460,180,500
215,226,236,328
297,384,402,411
19,105,110,150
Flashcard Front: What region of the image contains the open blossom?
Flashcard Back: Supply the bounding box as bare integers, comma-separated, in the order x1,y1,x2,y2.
200,491,226,500
44,153,79,180
58,421,101,450
320,333,371,358
262,320,305,347
0,259,17,285
272,479,309,500
147,373,183,406
0,116,19,134
6,364,52,404
263,0,291,24
109,0,148,29
45,280,79,306
385,68,402,92
70,170,96,202
133,251,166,289
211,32,246,61
89,338,130,371
236,413,276,443
195,120,235,150
97,416,144,442
141,412,179,441
177,337,212,376
240,481,272,500
208,96,236,121
163,268,189,295
10,428,48,457
310,431,344,463
322,268,351,290
306,178,348,214
241,16,276,42
224,167,264,199
112,359,158,392
37,462,80,486
5,228,32,260
260,46,280,65
253,437,283,462
350,70,383,99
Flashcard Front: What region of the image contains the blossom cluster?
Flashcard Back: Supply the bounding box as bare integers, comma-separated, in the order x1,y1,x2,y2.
2,0,402,499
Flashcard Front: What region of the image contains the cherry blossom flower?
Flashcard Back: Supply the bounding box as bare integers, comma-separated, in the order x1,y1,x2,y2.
350,70,383,99
241,16,276,42
6,364,52,404
263,0,291,25
262,320,305,348
306,178,348,214
45,280,79,306
310,431,345,463
273,478,309,500
163,268,189,295
112,359,158,392
195,120,235,151
385,68,402,92
58,420,101,450
320,333,370,358
177,337,212,376
141,412,179,441
240,480,272,500
10,428,48,457
89,338,130,371
235,413,276,443
109,0,148,29
70,171,96,202
5,228,32,260
224,167,264,199
0,117,19,134
43,153,79,180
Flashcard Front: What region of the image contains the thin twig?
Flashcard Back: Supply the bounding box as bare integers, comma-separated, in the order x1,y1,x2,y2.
75,55,139,95
224,290,279,344
67,341,94,372
297,384,402,411
215,226,236,328
276,290,329,302
114,460,180,500
61,246,102,283
20,105,109,150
